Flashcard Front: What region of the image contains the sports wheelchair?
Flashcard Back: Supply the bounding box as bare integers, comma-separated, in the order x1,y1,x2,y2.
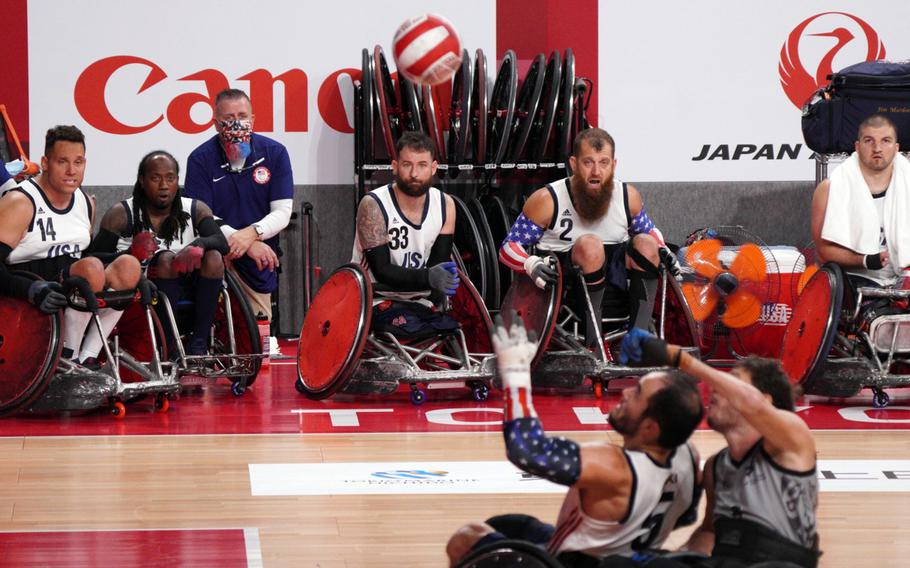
782,262,910,408
148,270,266,396
295,263,496,404
500,256,699,395
1,274,179,418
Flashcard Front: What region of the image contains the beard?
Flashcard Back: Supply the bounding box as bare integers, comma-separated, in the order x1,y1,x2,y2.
570,172,614,221
607,406,641,438
395,175,432,198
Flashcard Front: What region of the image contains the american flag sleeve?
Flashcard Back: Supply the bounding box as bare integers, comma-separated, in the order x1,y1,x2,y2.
500,213,545,272
628,207,666,247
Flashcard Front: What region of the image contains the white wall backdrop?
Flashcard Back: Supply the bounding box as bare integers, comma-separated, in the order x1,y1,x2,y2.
598,1,910,182
28,0,495,185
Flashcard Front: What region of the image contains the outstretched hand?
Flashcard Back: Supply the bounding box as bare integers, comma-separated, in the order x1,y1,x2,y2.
492,311,538,390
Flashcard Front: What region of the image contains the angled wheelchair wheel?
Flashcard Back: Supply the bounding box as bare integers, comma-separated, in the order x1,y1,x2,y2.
398,75,424,133
528,50,562,163
453,195,489,303
553,49,575,166
455,539,565,568
468,197,501,310
471,49,488,165
422,84,448,164
506,53,546,162
482,194,513,301
487,50,517,165
373,45,400,161
447,49,474,167
500,257,563,368
450,268,494,354
114,302,169,383
654,272,699,350
213,271,262,387
0,295,63,417
296,264,372,399
780,263,843,391
359,47,375,165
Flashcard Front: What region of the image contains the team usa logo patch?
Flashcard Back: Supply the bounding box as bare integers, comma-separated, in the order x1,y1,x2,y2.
253,166,271,185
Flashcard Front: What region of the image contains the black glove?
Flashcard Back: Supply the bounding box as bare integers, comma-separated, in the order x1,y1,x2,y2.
27,280,68,314
524,255,558,289
659,247,682,281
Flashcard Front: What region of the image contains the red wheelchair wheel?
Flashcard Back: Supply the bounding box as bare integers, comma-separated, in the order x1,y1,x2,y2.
0,296,62,416
500,257,563,368
296,264,372,399
449,268,493,354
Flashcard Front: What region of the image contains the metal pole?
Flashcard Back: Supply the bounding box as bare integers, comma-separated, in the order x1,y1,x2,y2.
301,201,315,314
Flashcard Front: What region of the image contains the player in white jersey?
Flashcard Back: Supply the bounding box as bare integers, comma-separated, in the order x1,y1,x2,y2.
89,151,229,356
621,329,820,567
0,125,141,366
351,131,460,336
499,128,681,347
447,316,704,568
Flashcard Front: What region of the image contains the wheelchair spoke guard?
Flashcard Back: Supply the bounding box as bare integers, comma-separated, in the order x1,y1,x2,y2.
0,296,62,416
500,257,563,368
297,264,372,399
780,263,843,390
449,268,494,354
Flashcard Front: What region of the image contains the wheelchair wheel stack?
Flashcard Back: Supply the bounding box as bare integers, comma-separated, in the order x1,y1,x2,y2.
294,46,595,404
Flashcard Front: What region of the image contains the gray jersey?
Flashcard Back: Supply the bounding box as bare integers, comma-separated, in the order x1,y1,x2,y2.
537,177,630,253
713,441,818,549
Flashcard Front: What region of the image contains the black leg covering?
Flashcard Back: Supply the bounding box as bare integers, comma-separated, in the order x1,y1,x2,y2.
628,268,658,330
583,269,606,347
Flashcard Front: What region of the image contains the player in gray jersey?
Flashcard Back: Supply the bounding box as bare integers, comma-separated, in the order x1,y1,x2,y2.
0,125,141,367
621,329,821,567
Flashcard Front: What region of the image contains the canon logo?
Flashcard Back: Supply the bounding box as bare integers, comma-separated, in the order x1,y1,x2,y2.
73,55,359,135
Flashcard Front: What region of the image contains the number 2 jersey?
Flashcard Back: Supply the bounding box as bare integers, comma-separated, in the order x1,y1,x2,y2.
547,443,699,557
537,176,631,253
5,178,93,278
350,184,447,301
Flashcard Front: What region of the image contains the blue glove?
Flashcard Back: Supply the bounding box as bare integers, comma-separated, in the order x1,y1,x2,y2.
27,280,68,314
428,261,460,296
620,328,651,365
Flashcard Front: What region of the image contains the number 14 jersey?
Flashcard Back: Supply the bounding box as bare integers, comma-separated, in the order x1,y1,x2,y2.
6,178,93,266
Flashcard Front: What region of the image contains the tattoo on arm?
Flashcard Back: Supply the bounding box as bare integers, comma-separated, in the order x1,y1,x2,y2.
357,197,388,250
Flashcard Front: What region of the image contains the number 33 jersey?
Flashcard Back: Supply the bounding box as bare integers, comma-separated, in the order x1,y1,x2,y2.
351,184,446,299
6,178,92,265
547,442,699,558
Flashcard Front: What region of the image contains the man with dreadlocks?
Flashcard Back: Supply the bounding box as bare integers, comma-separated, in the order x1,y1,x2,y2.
90,150,229,355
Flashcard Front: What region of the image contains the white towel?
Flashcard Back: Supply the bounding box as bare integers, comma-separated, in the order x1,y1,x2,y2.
822,152,910,276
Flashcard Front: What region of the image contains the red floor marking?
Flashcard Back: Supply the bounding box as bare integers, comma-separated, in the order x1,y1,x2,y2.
0,528,253,567
2,339,910,436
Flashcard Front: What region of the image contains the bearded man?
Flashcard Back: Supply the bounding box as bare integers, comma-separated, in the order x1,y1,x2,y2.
499,128,679,346
350,131,460,335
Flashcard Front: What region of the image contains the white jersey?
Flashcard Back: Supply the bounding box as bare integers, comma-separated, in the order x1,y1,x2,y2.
115,197,200,254
548,443,699,558
351,184,447,301
845,189,898,286
6,178,93,265
538,177,630,253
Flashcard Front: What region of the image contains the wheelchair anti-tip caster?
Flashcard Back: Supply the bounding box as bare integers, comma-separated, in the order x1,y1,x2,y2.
231,381,246,397
154,394,169,413
872,389,891,409
409,388,426,405
110,400,126,420
471,383,490,402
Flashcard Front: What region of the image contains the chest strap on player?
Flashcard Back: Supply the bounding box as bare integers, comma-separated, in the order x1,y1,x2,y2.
713,517,820,568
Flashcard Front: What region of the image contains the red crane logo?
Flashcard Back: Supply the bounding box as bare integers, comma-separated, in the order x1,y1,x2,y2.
779,12,885,109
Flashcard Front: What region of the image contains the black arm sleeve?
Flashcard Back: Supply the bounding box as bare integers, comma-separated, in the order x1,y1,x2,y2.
363,244,430,291
0,243,36,300
83,228,128,262
188,216,229,255
427,233,455,266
